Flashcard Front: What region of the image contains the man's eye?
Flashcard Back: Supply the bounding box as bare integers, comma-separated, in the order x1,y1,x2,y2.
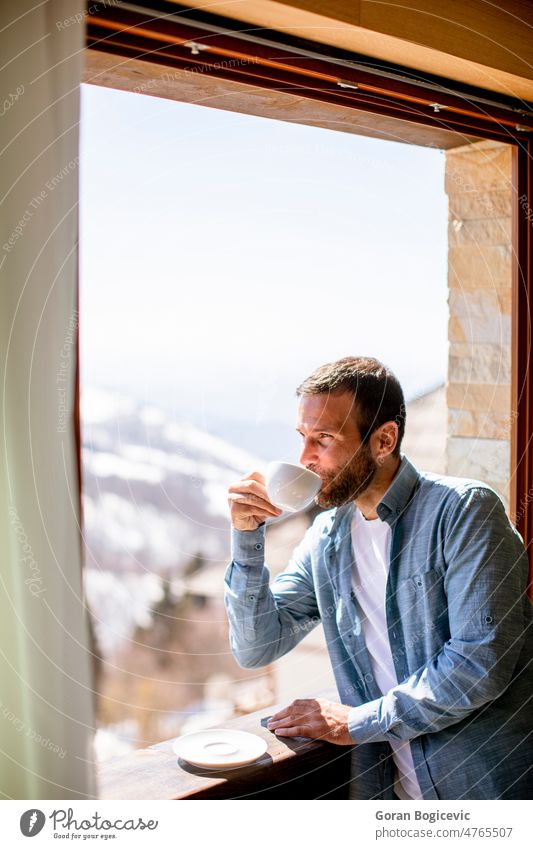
296,432,332,445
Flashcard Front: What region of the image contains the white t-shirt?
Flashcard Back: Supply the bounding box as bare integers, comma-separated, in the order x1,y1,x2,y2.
351,507,423,800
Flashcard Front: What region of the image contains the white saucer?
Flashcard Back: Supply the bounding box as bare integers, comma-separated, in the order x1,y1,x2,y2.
173,728,268,768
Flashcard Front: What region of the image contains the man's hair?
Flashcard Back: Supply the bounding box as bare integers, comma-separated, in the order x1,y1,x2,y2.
296,356,406,456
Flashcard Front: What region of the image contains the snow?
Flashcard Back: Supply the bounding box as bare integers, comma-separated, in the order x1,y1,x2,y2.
80,386,266,655
163,421,260,473
84,568,165,657
84,450,165,484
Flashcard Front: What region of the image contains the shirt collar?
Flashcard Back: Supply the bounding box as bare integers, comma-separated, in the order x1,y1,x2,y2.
376,453,421,522
327,453,420,536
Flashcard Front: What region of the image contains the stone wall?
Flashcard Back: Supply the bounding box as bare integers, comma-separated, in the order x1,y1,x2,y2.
445,139,513,511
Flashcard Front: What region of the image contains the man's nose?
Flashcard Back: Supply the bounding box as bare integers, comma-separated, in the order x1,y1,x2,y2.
299,439,318,468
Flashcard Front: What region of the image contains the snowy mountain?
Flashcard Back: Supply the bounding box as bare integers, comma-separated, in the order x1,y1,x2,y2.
81,388,264,574
81,388,265,656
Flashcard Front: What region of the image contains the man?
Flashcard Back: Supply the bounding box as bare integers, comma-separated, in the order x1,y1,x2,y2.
224,356,533,800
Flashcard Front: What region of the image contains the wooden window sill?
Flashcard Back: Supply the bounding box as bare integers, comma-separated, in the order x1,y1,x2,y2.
97,689,352,799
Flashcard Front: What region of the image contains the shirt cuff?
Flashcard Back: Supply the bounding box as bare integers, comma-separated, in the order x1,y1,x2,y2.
347,698,388,744
231,525,266,568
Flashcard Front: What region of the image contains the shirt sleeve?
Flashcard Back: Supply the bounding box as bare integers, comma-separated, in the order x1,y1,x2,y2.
347,485,532,744
224,520,321,669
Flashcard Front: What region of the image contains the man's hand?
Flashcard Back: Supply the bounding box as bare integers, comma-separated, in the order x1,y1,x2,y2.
267,698,354,746
228,470,283,531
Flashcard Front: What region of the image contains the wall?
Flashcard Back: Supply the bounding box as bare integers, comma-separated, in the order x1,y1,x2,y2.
445,140,513,511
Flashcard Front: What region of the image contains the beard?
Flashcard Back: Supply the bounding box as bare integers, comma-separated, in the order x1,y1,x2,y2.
309,442,377,508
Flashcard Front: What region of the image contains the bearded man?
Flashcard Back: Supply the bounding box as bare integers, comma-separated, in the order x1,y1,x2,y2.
224,356,533,800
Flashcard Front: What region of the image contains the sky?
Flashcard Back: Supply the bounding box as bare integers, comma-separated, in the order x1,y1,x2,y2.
79,83,448,446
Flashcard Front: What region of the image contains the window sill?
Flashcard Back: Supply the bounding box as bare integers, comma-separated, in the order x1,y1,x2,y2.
97,688,352,799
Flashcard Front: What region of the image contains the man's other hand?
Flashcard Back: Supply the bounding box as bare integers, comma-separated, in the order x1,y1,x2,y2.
267,698,354,746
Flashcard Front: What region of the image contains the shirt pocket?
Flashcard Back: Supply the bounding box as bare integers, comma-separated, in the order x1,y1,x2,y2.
404,567,449,651
410,566,444,592
409,566,447,619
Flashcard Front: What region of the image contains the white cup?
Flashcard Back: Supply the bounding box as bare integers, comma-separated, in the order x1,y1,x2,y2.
265,461,321,513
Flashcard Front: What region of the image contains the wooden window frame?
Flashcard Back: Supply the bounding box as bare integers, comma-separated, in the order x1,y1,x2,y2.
83,2,533,592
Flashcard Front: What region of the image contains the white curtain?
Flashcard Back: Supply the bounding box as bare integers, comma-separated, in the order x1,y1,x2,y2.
0,1,95,798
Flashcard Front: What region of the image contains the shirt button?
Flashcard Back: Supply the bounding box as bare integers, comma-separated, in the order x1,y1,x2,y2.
485,615,493,624
379,753,387,761
254,543,263,550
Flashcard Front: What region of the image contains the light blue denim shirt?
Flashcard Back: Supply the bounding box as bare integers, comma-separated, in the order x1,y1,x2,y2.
224,454,533,799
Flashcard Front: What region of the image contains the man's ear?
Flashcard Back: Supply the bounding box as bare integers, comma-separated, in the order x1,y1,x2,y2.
375,421,399,458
